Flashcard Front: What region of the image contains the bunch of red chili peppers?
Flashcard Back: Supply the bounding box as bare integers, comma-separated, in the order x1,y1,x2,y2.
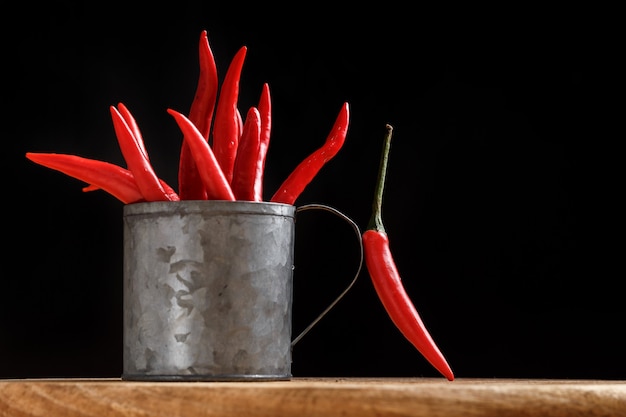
26,31,454,380
26,30,349,206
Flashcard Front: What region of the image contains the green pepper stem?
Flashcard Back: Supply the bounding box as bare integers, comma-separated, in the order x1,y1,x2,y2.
367,124,393,232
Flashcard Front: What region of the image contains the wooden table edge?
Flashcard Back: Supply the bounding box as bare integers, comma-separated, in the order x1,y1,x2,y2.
2,377,625,416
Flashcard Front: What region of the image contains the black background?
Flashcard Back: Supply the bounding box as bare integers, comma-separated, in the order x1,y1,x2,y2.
2,4,622,380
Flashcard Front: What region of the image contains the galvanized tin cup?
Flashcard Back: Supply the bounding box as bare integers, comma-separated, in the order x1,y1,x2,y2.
122,200,297,381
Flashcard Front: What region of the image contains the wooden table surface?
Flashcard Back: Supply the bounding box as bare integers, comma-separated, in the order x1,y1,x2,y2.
1,377,625,417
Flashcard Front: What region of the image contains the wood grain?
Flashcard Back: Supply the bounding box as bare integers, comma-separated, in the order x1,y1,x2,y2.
1,378,625,417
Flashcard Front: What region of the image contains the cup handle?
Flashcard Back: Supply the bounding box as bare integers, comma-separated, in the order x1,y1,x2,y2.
291,203,364,347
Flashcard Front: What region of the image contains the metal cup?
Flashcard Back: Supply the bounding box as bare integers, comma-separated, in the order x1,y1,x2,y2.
122,200,297,381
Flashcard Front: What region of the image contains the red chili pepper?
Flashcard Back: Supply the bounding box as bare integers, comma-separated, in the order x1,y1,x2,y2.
116,102,147,161
270,102,350,205
231,107,262,201
256,83,272,199
212,46,247,184
25,152,145,204
362,124,454,381
167,108,235,201
110,104,177,201
178,30,219,200
114,104,182,202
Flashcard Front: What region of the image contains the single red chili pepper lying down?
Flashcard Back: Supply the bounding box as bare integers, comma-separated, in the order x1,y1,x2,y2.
363,124,454,381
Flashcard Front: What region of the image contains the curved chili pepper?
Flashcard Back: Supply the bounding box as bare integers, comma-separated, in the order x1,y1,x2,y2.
231,106,262,201
114,103,182,201
178,30,219,200
270,102,350,205
167,108,235,201
256,83,272,199
116,102,147,161
25,152,145,204
110,104,176,201
213,46,247,184
363,124,454,381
